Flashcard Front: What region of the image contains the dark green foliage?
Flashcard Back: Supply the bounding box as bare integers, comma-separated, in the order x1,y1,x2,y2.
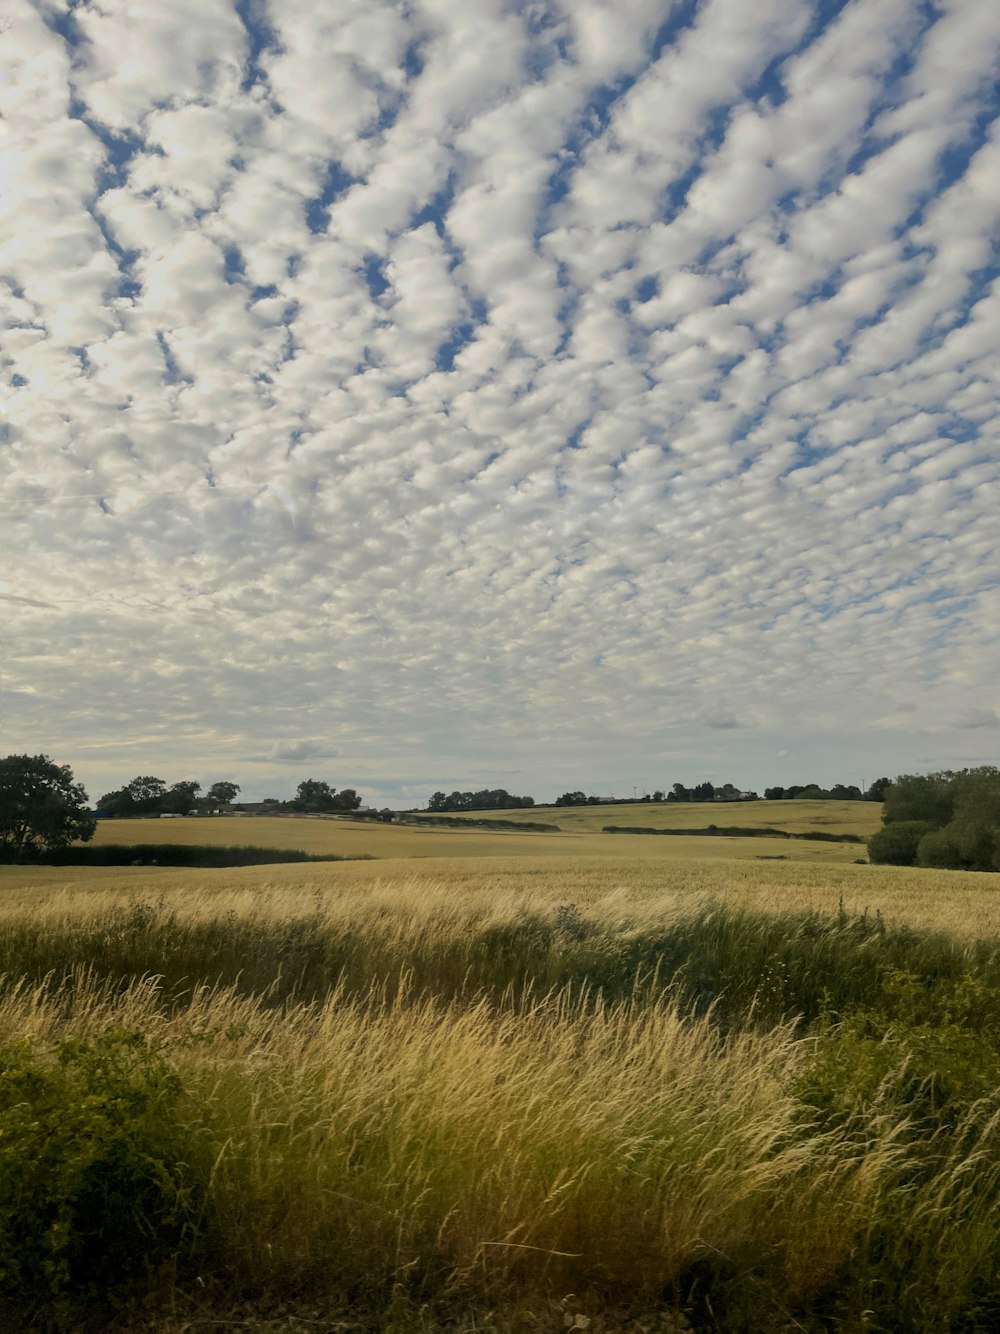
408,815,559,831
0,1031,202,1321
427,788,536,811
0,843,370,867
603,824,863,843
289,779,362,812
879,768,1000,870
205,780,240,806
0,755,96,857
883,773,957,827
916,826,965,869
867,820,935,865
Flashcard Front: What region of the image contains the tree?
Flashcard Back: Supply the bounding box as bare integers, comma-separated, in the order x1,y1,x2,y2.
0,755,96,858
293,779,337,811
331,788,362,811
206,781,240,807
162,781,201,814
876,768,1000,872
866,777,892,803
867,821,935,867
882,774,955,828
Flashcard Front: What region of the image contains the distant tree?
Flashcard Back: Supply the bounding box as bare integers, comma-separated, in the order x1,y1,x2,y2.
555,791,588,807
425,788,534,812
292,780,337,811
764,787,785,800
866,777,892,803
206,781,240,807
97,775,168,817
693,781,715,801
0,755,96,858
670,783,691,802
162,781,201,814
290,780,362,813
829,784,863,801
651,790,665,803
127,776,168,815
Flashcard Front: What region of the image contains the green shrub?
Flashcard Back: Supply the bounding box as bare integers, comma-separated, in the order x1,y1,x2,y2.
7,842,369,867
867,820,934,866
0,1030,202,1320
917,827,964,869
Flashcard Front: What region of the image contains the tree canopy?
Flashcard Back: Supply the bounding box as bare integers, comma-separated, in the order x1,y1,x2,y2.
0,755,96,858
428,789,535,812
290,781,362,813
869,768,1000,871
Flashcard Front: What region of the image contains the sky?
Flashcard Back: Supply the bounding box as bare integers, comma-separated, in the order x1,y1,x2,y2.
2,0,999,808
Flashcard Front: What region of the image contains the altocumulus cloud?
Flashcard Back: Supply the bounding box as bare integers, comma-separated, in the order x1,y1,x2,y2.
1,0,999,805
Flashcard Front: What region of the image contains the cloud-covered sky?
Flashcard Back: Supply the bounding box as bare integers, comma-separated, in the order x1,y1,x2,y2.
2,0,999,806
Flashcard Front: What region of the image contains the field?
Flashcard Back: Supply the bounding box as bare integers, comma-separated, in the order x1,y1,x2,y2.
71,799,881,867
411,798,884,839
2,820,1000,1331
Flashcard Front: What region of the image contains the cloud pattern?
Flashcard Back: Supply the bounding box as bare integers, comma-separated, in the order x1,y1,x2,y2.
2,0,999,803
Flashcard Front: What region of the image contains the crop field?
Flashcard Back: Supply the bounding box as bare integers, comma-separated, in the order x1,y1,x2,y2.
2,843,1000,1331
410,798,884,838
77,804,878,865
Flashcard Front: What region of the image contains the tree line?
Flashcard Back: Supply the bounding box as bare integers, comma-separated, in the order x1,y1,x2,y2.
97,776,363,817
97,776,242,817
553,779,892,806
427,789,536,812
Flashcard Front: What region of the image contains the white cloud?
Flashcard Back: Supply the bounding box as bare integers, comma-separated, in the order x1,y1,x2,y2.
1,0,999,804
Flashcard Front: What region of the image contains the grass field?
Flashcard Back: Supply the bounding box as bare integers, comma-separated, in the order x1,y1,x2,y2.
76,803,878,866
3,833,1000,1331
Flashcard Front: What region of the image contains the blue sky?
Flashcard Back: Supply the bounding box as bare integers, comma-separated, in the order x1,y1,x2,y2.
1,0,999,806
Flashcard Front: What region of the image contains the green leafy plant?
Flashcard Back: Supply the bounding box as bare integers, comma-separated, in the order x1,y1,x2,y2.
0,1030,202,1319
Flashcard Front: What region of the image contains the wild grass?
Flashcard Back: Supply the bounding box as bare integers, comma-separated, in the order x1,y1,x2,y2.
2,858,1000,1329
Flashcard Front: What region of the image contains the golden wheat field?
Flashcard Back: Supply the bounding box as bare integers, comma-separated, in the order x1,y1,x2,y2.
4,813,1000,1330
67,799,880,866
2,845,999,938
413,797,885,838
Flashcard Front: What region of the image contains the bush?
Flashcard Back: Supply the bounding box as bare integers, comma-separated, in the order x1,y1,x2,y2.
917,827,965,870
4,843,370,867
0,1031,202,1319
867,820,934,866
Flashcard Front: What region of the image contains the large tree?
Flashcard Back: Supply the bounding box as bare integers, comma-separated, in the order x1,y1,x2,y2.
291,780,361,812
206,781,240,807
0,755,96,858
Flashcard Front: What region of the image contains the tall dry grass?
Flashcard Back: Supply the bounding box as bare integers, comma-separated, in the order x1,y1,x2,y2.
2,862,1000,1328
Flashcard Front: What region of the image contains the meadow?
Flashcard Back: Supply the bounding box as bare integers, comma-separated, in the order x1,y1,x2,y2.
2,818,1000,1331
